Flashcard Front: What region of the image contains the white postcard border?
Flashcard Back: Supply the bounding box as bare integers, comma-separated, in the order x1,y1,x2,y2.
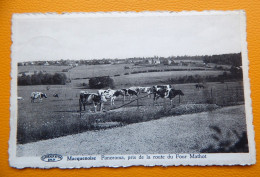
9,10,256,168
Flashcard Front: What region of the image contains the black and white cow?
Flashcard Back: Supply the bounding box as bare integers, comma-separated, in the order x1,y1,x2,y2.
153,88,184,105
153,85,172,92
79,92,107,112
139,87,153,97
128,87,140,94
122,88,138,100
152,85,172,99
31,92,47,103
97,89,125,105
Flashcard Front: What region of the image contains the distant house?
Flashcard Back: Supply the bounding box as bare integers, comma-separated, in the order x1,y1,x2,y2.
147,58,161,65
43,61,49,66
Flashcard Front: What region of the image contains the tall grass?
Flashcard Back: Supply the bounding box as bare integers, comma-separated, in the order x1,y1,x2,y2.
17,104,219,144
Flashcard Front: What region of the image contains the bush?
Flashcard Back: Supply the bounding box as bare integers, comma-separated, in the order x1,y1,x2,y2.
62,69,69,72
89,76,115,89
53,73,67,85
200,126,249,153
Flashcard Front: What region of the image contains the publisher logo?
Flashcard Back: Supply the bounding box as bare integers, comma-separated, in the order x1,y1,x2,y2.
41,154,63,162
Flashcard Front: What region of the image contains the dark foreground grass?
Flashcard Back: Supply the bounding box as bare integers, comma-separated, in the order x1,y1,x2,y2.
200,126,249,153
17,104,219,144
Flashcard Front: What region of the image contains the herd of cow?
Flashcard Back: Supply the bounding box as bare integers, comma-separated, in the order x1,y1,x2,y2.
27,84,185,113
78,85,184,112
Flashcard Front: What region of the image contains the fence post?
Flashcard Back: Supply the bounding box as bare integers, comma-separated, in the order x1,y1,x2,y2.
137,95,139,108
79,99,82,118
163,98,166,108
236,87,239,102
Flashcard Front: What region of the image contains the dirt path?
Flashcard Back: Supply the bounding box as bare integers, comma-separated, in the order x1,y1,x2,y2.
17,105,247,156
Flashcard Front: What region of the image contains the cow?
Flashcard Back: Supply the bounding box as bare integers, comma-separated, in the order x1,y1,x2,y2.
97,89,125,105
53,93,59,98
79,92,107,112
122,88,138,100
128,87,141,94
153,85,172,92
138,87,153,97
111,90,125,105
195,83,205,89
31,92,47,103
138,87,152,93
153,88,184,105
17,97,24,100
151,85,172,99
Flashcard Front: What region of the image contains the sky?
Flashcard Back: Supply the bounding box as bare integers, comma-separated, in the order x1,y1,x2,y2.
11,11,244,61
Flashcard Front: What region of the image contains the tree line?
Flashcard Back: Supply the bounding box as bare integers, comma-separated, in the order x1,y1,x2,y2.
203,53,242,66
18,72,67,85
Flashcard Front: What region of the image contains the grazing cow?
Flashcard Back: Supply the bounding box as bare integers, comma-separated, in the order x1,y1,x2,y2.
112,90,125,104
128,87,140,94
153,88,184,105
153,85,172,92
138,86,153,97
17,97,24,100
195,83,205,89
31,92,47,103
97,89,125,105
53,93,59,98
152,85,172,99
122,88,138,100
79,92,107,112
138,87,152,93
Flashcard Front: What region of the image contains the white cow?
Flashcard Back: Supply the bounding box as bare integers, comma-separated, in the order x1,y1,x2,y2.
17,97,24,100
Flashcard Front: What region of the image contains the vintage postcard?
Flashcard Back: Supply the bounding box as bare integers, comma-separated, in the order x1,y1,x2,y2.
9,11,255,168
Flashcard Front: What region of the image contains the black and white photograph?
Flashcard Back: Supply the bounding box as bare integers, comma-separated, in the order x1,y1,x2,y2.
9,11,255,168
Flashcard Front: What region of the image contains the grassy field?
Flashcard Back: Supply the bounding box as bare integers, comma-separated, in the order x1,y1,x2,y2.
68,64,209,79
17,81,245,144
18,65,71,74
17,105,248,156
18,63,223,87
17,62,245,145
112,70,225,87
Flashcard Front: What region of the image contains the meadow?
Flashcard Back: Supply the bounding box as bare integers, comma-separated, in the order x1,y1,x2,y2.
16,61,245,146
17,81,244,144
18,65,71,74
17,105,248,156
